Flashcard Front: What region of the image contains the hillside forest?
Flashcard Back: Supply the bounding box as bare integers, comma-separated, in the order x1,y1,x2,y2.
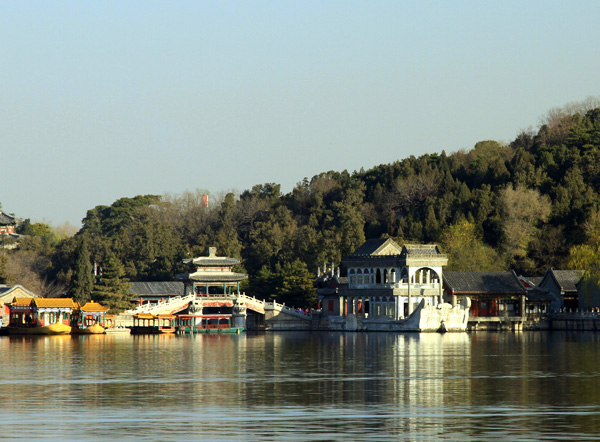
3,99,600,311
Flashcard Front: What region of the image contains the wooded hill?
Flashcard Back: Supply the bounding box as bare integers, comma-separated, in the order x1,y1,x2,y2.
3,100,600,309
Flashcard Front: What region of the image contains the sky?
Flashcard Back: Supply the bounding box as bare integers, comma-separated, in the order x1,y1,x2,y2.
1,1,600,228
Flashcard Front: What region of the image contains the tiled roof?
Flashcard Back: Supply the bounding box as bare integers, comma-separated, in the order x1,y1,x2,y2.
0,212,16,225
404,244,442,255
79,301,109,312
134,313,155,319
526,287,554,302
526,276,544,286
129,281,185,295
0,285,37,299
180,273,248,283
350,238,392,256
444,271,526,294
10,297,34,307
0,286,13,295
33,298,76,308
551,270,583,292
185,257,241,267
349,238,402,256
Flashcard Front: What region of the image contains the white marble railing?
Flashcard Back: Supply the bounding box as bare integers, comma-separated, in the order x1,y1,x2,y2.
269,301,312,319
349,282,441,290
126,292,314,319
125,294,196,314
236,293,267,313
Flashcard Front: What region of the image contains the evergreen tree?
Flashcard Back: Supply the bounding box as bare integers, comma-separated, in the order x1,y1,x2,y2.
248,265,278,301
0,253,11,285
92,250,132,312
71,239,94,304
273,259,317,309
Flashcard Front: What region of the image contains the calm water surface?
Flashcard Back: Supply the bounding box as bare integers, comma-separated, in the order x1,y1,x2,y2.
2,331,600,441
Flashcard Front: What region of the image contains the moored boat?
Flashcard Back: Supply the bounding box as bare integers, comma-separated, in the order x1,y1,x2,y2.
131,313,176,334
9,322,72,335
70,301,109,334
7,297,76,335
102,314,131,334
176,314,243,334
71,323,106,334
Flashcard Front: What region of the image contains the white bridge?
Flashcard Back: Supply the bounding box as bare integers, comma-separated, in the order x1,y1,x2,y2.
124,292,312,321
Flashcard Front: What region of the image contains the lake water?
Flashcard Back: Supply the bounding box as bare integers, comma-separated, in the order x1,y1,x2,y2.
2,331,600,441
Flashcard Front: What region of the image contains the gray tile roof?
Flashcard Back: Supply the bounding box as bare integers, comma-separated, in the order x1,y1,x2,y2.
0,286,14,295
129,281,185,295
181,273,248,283
444,271,526,294
550,270,582,292
184,257,241,267
526,276,544,286
0,284,37,298
404,244,442,255
349,238,400,256
0,212,16,225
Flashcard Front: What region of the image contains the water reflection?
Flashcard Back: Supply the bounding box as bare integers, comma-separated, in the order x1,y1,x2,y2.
1,332,600,441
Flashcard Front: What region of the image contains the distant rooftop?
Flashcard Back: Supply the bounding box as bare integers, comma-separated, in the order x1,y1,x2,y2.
130,281,185,295
0,212,16,225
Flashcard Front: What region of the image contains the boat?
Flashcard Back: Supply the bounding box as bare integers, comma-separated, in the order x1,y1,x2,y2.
104,327,131,334
103,314,131,334
71,323,106,334
70,301,109,334
131,313,176,334
176,314,243,334
9,322,72,335
7,297,76,335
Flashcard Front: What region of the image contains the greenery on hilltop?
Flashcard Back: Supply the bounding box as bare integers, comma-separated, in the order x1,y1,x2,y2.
4,98,600,309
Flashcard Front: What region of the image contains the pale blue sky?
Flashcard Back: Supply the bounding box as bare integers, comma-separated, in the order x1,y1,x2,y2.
2,1,599,227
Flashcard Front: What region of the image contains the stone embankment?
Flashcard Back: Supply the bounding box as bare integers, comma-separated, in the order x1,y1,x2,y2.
550,310,600,331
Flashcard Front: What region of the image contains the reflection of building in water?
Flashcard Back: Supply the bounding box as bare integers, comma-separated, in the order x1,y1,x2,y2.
385,333,472,437
296,333,471,434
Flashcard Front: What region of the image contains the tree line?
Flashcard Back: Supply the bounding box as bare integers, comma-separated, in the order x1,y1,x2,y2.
3,99,600,311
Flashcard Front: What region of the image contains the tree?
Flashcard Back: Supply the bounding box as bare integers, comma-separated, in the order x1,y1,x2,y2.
272,259,317,309
568,211,600,308
440,221,501,271
332,184,366,258
497,185,551,267
569,211,600,280
213,193,242,259
247,265,278,301
70,239,94,304
0,253,12,284
92,250,132,312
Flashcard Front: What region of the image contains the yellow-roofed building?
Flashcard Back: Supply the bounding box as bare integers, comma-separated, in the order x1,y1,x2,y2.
7,297,75,335
71,301,110,334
